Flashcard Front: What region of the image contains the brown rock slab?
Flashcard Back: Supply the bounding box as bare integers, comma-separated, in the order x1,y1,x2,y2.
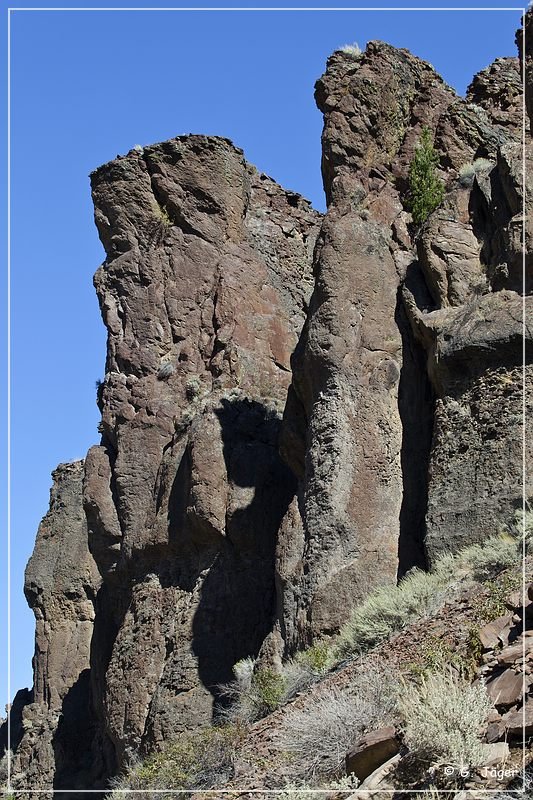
502,698,533,736
346,726,400,782
479,615,514,650
485,721,504,743
497,642,527,665
486,669,526,707
482,741,510,768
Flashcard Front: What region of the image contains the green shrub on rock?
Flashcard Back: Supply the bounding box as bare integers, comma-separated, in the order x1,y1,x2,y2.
109,724,245,794
218,660,287,722
406,126,445,224
252,668,287,714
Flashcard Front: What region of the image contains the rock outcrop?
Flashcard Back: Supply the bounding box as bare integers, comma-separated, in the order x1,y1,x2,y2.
5,137,321,790
8,462,103,790
4,12,531,793
279,33,531,642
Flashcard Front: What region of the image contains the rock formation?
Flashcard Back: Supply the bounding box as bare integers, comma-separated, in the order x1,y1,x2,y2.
280,32,531,643
3,12,531,793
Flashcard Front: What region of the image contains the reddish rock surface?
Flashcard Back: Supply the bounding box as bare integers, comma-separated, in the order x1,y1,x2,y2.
4,12,533,792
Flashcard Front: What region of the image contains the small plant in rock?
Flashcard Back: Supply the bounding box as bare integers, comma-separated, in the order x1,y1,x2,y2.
251,668,287,715
157,361,175,380
283,644,332,699
405,126,445,225
464,626,484,676
471,574,521,624
400,669,492,772
458,158,493,187
296,641,332,675
174,407,196,435
185,377,201,401
218,660,287,723
409,635,459,677
339,42,362,57
153,201,173,227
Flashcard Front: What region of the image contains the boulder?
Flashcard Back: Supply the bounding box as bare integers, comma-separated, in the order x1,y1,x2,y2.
497,642,527,666
502,698,533,736
486,669,526,707
481,741,510,768
479,615,514,650
346,726,400,782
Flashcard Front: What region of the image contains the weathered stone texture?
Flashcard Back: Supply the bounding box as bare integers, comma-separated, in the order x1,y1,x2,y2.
280,31,530,639
7,15,533,790
85,137,321,767
7,462,103,792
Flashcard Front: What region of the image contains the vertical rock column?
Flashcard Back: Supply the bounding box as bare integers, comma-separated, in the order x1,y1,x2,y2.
85,136,320,766
10,462,102,791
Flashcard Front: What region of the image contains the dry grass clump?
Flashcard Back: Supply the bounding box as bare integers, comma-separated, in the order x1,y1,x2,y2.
157,361,175,380
458,158,493,187
339,42,362,57
218,658,288,723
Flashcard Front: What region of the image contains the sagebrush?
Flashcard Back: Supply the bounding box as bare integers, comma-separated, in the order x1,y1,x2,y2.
218,660,287,722
458,158,493,187
220,642,333,723
336,532,521,660
400,670,492,769
274,668,397,780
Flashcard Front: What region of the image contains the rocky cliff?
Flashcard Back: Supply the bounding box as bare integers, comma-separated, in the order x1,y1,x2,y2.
3,13,531,794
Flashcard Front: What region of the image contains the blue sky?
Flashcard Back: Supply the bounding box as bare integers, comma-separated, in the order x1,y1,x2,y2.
2,1,523,705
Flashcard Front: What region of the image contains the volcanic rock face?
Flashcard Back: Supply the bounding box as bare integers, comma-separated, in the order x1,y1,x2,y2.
85,137,321,772
280,36,531,638
5,16,532,792
6,137,320,789
9,463,103,790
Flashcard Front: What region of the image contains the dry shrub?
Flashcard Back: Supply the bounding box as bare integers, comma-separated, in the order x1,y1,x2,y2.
274,668,397,781
400,670,492,770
